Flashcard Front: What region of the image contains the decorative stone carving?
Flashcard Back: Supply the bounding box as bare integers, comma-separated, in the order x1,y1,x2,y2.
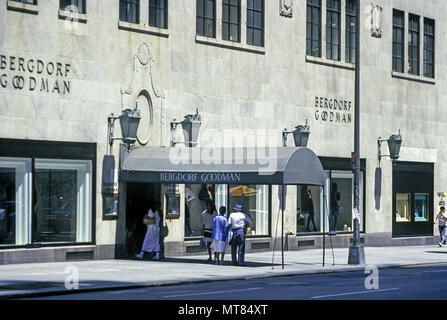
371,2,382,38
120,42,165,146
279,0,293,18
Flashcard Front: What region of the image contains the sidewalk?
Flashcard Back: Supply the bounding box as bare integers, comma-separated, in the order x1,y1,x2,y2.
1,245,446,299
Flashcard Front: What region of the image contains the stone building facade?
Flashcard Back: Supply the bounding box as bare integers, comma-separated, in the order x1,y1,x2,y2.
0,0,445,264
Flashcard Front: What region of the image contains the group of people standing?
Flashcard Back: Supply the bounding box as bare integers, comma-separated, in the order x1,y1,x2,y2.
133,198,251,266
201,200,252,266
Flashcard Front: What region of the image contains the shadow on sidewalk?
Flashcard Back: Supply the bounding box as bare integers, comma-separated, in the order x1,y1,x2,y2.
424,251,447,254
123,256,283,268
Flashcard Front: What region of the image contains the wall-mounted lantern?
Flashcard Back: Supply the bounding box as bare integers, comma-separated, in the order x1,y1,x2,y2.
170,108,202,147
108,105,141,152
378,130,403,161
282,120,310,147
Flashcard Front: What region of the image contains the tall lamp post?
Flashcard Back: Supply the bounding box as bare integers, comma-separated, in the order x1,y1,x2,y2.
348,0,365,265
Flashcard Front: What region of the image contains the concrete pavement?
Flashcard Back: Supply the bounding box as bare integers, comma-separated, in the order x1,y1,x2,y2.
1,245,446,299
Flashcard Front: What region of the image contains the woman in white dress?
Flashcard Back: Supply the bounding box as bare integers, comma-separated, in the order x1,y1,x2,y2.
136,206,160,260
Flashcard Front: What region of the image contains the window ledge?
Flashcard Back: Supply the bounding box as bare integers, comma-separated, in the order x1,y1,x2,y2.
58,10,87,23
7,0,39,15
391,71,435,85
195,35,266,55
118,21,169,38
305,55,355,71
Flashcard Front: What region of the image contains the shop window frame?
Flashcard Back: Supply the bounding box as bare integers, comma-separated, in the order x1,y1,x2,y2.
392,161,434,238
296,157,367,237
0,139,96,249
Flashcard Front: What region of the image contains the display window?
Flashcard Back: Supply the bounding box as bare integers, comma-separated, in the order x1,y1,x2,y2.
33,159,92,244
0,139,96,247
297,167,365,235
184,183,270,239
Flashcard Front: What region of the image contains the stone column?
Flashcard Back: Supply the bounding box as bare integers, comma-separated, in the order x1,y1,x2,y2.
140,0,149,25
321,0,327,58
241,0,248,44
419,15,424,76
216,0,222,39
404,11,409,73
340,0,346,62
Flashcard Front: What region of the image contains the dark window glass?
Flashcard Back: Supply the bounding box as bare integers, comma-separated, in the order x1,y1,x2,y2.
34,169,78,243
247,0,264,47
345,0,356,64
0,169,16,245
222,0,240,42
306,0,321,57
149,0,167,28
197,0,216,37
120,0,139,24
392,10,404,73
326,0,340,61
423,18,435,78
60,0,86,14
408,14,420,75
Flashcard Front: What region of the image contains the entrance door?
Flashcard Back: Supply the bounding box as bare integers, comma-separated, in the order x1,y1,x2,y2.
125,183,161,257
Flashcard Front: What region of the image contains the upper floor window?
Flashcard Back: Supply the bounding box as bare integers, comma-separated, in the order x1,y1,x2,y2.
423,18,435,78
246,0,264,47
120,0,139,24
408,14,420,75
149,0,167,28
222,0,240,42
392,10,405,73
60,0,86,14
197,0,216,38
326,0,341,61
306,0,321,57
345,0,356,64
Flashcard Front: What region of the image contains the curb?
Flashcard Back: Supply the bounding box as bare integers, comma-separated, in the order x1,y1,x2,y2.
2,260,446,299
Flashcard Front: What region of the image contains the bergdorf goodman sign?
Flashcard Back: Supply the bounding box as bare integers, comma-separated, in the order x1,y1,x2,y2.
314,96,353,124
0,54,72,95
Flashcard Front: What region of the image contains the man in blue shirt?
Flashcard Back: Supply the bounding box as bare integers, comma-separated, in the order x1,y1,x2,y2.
228,204,249,266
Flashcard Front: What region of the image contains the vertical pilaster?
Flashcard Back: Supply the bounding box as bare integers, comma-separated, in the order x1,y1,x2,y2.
216,0,222,39
340,0,346,62
419,15,424,76
241,0,247,44
140,0,149,25
404,11,409,73
321,0,327,58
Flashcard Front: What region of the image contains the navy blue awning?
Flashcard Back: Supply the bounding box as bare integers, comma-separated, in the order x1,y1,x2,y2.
119,146,325,186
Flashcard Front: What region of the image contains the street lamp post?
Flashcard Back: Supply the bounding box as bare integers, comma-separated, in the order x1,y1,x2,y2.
348,0,365,265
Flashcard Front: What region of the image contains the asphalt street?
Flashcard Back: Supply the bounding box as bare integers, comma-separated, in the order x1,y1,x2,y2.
24,263,447,300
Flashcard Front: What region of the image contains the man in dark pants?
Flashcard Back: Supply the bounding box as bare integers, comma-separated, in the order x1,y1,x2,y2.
228,204,247,266
435,206,447,247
